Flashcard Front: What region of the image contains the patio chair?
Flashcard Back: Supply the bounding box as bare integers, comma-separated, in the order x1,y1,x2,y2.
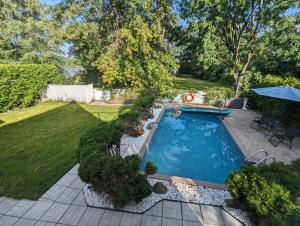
250,114,269,131
269,127,300,149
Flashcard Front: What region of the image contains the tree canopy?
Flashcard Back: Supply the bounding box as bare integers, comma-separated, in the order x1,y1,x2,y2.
179,0,299,95
0,0,299,96
0,0,64,67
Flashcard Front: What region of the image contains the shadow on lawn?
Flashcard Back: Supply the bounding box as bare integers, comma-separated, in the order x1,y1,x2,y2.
0,102,120,200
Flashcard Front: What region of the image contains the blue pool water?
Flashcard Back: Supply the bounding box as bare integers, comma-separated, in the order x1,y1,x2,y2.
141,109,245,184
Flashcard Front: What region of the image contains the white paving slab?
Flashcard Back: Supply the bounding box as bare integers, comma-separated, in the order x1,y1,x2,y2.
55,187,81,204
182,203,202,223
6,200,35,217
40,202,69,223
120,213,142,226
0,215,19,226
77,207,104,226
58,205,86,225
0,198,19,215
98,210,123,226
23,200,53,220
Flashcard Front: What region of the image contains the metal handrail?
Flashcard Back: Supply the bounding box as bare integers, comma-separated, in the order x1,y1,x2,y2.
255,156,275,166
244,150,268,162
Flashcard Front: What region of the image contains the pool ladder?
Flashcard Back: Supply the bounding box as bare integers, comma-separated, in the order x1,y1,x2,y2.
244,150,275,166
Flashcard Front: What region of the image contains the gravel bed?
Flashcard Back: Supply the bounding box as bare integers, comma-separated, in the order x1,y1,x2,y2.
83,177,251,225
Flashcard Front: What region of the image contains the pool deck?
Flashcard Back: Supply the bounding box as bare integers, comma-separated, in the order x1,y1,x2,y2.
223,109,300,164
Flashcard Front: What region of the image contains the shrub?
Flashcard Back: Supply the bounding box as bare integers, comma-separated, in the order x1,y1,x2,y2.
78,121,123,149
0,64,61,112
145,161,157,175
120,93,156,135
76,143,107,162
291,159,300,176
226,164,297,224
78,120,152,208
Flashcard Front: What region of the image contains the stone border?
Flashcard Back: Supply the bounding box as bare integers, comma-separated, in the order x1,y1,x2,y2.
83,178,251,226
139,106,166,158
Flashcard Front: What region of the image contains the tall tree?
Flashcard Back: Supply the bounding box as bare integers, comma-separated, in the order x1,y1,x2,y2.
57,0,177,94
0,0,64,66
254,14,300,77
180,0,297,96
176,20,230,80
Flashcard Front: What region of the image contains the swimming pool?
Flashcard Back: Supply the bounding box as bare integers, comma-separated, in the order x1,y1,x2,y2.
141,108,245,184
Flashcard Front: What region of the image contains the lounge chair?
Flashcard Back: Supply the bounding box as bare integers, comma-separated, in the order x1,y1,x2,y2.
269,127,300,149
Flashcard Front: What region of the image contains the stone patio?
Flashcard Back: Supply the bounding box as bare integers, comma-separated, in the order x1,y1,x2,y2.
0,164,244,226
223,109,300,164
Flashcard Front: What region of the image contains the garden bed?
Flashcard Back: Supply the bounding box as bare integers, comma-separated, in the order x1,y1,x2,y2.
83,177,251,225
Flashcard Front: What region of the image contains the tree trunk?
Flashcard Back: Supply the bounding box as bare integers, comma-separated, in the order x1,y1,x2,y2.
234,75,243,97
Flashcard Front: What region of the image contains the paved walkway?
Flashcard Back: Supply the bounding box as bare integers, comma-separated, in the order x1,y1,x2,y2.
0,164,243,226
223,109,300,164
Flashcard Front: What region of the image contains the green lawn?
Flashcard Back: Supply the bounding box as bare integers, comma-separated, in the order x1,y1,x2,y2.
0,102,123,199
174,76,234,102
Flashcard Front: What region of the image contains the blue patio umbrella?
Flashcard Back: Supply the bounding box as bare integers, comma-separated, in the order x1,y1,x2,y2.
251,85,300,102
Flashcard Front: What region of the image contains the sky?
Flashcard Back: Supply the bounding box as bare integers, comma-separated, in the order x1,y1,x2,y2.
40,0,61,5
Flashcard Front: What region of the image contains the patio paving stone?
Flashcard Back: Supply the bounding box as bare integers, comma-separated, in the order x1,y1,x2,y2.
69,177,85,190
34,221,56,226
182,203,202,223
183,220,204,226
0,215,19,226
40,202,69,223
71,191,86,206
68,164,79,175
98,209,123,226
41,184,67,201
144,201,162,217
221,210,244,226
58,205,86,225
56,173,77,187
162,217,183,226
0,198,19,215
23,200,53,220
120,212,142,226
163,200,182,219
201,205,224,226
14,218,37,226
77,207,104,226
55,187,81,204
141,215,162,226
6,200,35,217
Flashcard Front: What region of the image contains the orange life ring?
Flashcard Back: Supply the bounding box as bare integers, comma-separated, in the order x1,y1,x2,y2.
184,92,195,102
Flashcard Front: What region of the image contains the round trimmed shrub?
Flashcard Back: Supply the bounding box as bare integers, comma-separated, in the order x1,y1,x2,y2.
226,165,295,224
145,161,157,175
76,143,107,162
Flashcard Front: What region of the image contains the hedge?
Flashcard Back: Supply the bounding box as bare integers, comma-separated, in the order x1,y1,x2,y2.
0,64,62,112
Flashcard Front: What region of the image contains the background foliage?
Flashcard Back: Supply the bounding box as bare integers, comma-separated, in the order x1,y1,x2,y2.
0,64,61,112
0,0,64,67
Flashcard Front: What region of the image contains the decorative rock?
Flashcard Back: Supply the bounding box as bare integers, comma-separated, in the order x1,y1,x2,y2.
153,182,168,194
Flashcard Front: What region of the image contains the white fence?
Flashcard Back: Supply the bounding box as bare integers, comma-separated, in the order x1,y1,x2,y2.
45,84,94,103
45,84,126,103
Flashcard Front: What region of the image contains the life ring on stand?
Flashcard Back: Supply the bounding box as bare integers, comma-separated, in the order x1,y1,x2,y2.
184,92,195,103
